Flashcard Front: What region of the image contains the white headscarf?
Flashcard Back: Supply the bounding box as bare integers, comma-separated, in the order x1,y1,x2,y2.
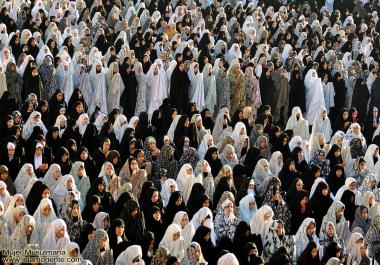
188,62,205,111
161,179,178,208
77,113,90,136
93,211,109,229
304,69,325,124
70,161,91,207
33,198,57,245
9,215,38,250
252,159,272,195
173,211,195,247
22,111,48,140
294,218,319,258
197,134,213,160
268,151,283,177
364,144,379,172
14,164,38,195
217,253,239,265
159,224,186,261
115,245,144,265
41,219,70,250
176,164,194,204
190,207,216,244
113,114,128,143
0,181,11,209
285,106,310,140
249,205,273,242
346,232,364,265
42,164,62,192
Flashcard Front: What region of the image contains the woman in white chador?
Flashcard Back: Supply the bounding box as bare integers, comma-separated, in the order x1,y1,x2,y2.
56,60,74,103
203,63,217,114
147,63,167,117
22,111,48,140
133,62,147,116
42,219,70,250
89,61,108,114
52,174,81,217
285,106,309,140
311,107,333,142
14,163,38,196
9,215,38,250
113,114,128,143
70,161,91,207
188,62,205,110
106,62,125,112
77,113,90,136
176,164,194,204
304,69,325,124
32,198,57,245
159,224,186,261
322,74,335,113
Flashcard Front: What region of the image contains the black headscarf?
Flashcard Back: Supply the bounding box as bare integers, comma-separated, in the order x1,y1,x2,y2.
326,165,346,196
120,199,146,245
164,191,187,224
204,146,223,177
107,218,130,260
309,181,333,234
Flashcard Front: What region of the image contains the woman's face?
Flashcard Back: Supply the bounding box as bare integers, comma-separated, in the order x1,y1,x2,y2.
105,164,113,176
66,177,73,190
322,188,329,196
336,208,344,218
42,205,51,216
180,215,188,228
306,223,315,236
175,197,183,206
42,188,51,199
151,191,159,203
361,207,368,220
211,152,218,160
327,224,335,237
98,236,107,249
55,228,65,238
300,196,308,207
115,225,124,237
103,142,110,152
334,149,341,157
172,231,180,241
311,247,318,258
25,224,34,236
80,151,88,161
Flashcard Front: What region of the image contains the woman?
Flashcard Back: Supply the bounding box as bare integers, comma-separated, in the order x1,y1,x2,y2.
182,242,207,265
42,163,62,192
326,165,346,196
304,69,325,124
9,214,38,250
252,159,273,196
319,222,341,252
308,150,330,179
346,232,364,265
52,174,80,217
120,199,146,245
108,218,130,261
351,205,371,234
309,181,333,234
239,194,257,224
204,146,223,177
192,225,217,264
150,246,171,265
294,218,320,258
173,211,195,247
82,229,113,265
263,220,295,263
297,241,321,265
286,107,309,141
176,164,195,204
159,224,186,261
41,218,70,250
14,163,38,197
164,191,187,224
228,61,245,117
250,205,274,251
365,216,380,252
279,159,302,192
119,157,147,199
320,201,350,243
214,199,239,241
262,178,292,233
32,198,57,245
70,161,91,207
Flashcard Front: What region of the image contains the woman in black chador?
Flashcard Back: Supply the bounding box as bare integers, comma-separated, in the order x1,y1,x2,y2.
120,62,138,120
169,62,191,114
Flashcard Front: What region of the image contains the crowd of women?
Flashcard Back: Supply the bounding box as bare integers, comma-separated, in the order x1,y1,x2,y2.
1,0,380,264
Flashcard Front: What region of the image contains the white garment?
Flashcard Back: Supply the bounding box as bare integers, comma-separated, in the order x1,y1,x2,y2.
285,107,310,140
161,179,178,207
176,164,194,204
159,224,186,261
322,81,335,113
188,63,205,110
311,107,333,142
304,69,325,124
172,211,195,247
41,219,70,250
249,205,274,243
89,61,108,114
106,62,125,112
56,61,75,103
294,218,320,258
33,198,57,245
113,114,128,143
115,245,144,265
